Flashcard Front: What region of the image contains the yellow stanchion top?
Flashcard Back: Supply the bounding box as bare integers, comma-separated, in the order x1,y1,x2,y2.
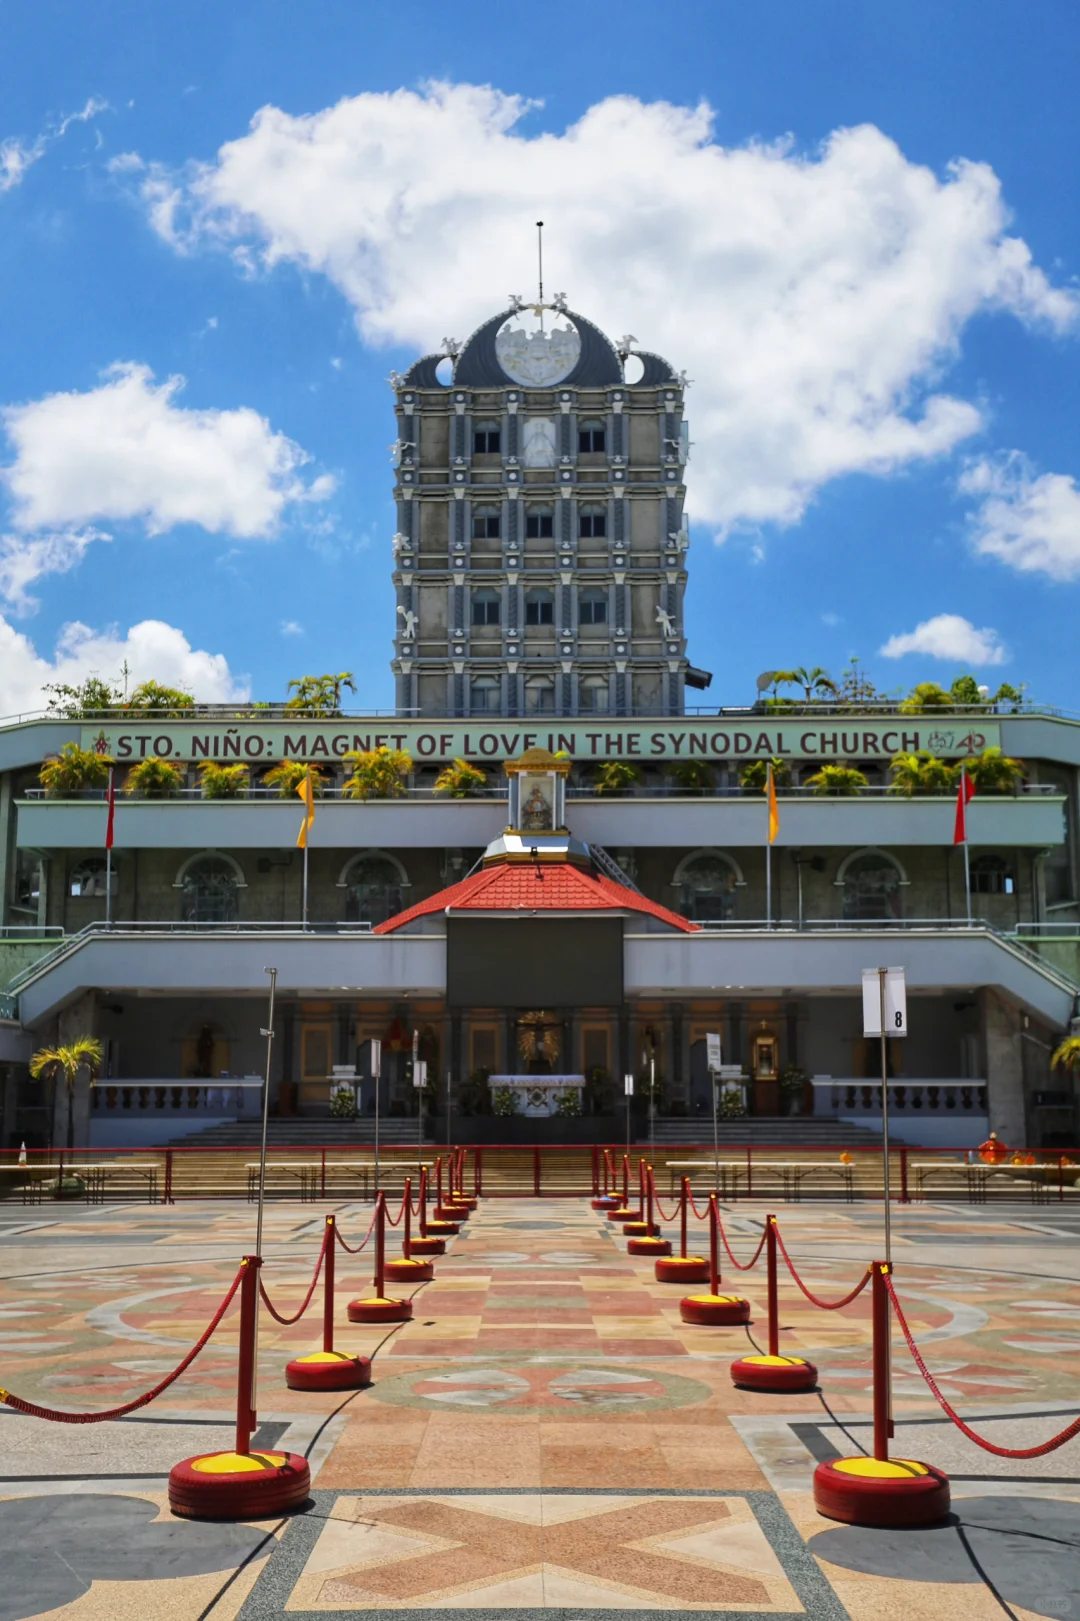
189,1452,289,1474
831,1457,930,1479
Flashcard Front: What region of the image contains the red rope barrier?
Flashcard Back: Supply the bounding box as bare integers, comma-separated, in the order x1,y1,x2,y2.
0,1264,245,1424
772,1226,871,1308
335,1205,380,1254
885,1275,1080,1457
258,1226,327,1325
716,1217,767,1272
688,1191,712,1220
648,1170,682,1224
383,1190,407,1228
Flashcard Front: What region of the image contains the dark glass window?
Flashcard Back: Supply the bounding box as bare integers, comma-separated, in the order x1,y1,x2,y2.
842,854,902,921
181,857,240,924
971,855,1014,895
579,592,608,625
472,507,500,540
525,591,554,626
470,677,501,714
526,681,555,713
526,508,554,539
471,591,500,626
578,420,606,453
473,420,501,454
344,857,406,925
579,505,607,538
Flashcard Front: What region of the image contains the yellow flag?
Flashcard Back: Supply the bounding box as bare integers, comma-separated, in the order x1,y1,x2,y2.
767,762,780,845
296,768,316,849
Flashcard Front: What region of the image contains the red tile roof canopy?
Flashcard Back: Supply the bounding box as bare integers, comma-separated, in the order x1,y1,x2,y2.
373,857,699,934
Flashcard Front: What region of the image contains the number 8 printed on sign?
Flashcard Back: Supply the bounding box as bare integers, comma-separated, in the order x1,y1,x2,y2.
862,968,908,1039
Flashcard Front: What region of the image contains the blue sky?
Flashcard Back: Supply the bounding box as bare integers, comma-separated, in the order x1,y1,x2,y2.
0,0,1078,713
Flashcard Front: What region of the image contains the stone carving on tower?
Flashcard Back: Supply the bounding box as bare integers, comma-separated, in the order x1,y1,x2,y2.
389,296,705,720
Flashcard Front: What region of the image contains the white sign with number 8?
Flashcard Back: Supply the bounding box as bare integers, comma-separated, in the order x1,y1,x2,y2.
861,967,908,1038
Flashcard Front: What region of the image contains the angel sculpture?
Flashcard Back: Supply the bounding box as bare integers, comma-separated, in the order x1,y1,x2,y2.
655,604,676,639
396,606,418,640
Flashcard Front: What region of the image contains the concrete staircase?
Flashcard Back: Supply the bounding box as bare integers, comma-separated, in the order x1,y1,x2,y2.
167,1118,434,1149
641,1116,884,1147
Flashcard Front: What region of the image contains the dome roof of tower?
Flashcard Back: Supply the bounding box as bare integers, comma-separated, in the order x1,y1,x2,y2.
453,306,623,388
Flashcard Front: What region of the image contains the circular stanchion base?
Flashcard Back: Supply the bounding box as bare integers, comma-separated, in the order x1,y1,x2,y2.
591,1195,621,1210
169,1450,310,1521
409,1235,446,1256
285,1351,372,1392
813,1457,951,1527
347,1295,414,1324
655,1255,710,1283
452,1195,478,1209
679,1293,751,1326
627,1235,672,1256
384,1257,434,1283
424,1219,460,1237
622,1220,660,1237
730,1354,817,1393
607,1207,638,1222
434,1204,468,1222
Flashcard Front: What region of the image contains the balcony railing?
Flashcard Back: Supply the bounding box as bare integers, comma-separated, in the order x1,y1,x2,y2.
811,1078,988,1117
91,1078,264,1118
17,782,1057,802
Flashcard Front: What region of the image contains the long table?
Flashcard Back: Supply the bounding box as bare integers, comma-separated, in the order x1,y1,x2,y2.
665,1159,856,1202
244,1160,431,1202
19,1163,160,1204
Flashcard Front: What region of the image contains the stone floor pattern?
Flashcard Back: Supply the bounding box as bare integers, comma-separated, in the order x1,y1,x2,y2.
1,1192,1079,1619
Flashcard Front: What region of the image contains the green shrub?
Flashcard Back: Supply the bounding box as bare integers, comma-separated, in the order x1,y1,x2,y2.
262,761,328,799
492,1086,519,1117
123,757,185,798
434,759,488,798
593,761,639,796
803,763,867,796
342,746,412,800
198,762,250,799
739,758,791,793
39,743,112,798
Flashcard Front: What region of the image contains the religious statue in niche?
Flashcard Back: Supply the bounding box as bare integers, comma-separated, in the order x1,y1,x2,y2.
520,776,554,831
522,418,557,468
517,1011,561,1075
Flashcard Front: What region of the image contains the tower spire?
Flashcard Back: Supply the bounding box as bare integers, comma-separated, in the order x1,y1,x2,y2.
536,220,544,306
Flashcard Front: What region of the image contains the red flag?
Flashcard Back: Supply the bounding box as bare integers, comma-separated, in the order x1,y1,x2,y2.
953,766,976,845
105,767,116,851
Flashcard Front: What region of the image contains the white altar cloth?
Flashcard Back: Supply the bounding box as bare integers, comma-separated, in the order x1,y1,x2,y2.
487,1074,585,1118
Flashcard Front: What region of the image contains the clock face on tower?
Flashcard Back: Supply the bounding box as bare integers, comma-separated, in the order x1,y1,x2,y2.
495,310,581,386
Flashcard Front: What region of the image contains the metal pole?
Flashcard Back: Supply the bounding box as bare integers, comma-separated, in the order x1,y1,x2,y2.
649,1055,655,1161
963,837,972,926
302,844,309,930
710,1065,719,1196
372,1038,381,1199
105,766,114,928
877,971,894,1448
251,966,276,1420
446,1067,452,1148
766,840,772,930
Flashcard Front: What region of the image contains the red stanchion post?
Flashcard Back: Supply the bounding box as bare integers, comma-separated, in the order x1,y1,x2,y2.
627,1166,672,1255
812,1259,949,1526
287,1216,372,1390
411,1166,448,1253
164,1148,174,1206
349,1193,413,1323
679,1195,750,1325
430,1154,462,1231
170,1254,312,1519
386,1177,435,1282
730,1216,816,1390
623,1160,658,1238
655,1175,708,1279
899,1148,909,1206
533,1144,541,1197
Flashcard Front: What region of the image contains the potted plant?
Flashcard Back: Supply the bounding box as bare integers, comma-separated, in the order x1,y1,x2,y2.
123,681,195,713
198,762,250,799
29,1036,103,1152
492,1085,519,1117
123,757,185,798
39,743,113,798
262,761,328,798
718,1087,747,1119
342,746,413,800
285,672,356,716
780,1063,808,1116
433,758,488,798
960,746,1026,794
330,1085,357,1120
804,763,867,796
593,761,639,796
739,758,791,793
555,1090,581,1118
671,760,713,794
459,1068,492,1117
899,682,952,713
887,750,953,797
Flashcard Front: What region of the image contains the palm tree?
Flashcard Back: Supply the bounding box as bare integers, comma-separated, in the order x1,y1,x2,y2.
30,1038,104,1151
888,750,954,797
1051,1035,1080,1076
790,666,838,703
962,746,1026,794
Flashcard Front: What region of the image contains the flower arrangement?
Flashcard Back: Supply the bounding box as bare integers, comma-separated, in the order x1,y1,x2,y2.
492,1086,519,1117
554,1090,581,1118
717,1087,746,1119
330,1086,356,1119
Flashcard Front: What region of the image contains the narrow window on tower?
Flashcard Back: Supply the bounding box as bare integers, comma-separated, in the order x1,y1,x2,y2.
578,419,606,454
526,507,554,539
579,505,607,538
473,420,501,455
472,506,501,540
579,589,608,625
471,589,501,626
525,588,554,626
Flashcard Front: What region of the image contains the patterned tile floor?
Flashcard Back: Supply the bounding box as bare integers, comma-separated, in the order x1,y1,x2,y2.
0,1194,1079,1618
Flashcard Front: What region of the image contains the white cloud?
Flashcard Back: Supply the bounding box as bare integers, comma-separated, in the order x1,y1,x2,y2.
1,96,108,194
879,613,1007,665
280,619,304,636
0,615,249,717
2,362,334,538
960,453,1080,580
135,83,1077,531
0,529,105,615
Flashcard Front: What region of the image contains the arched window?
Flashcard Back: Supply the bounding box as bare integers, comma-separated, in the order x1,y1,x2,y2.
472,505,500,540
579,504,607,538
580,676,610,714
525,506,554,538
971,854,1014,895
469,675,501,714
471,588,500,626
69,857,117,898
179,854,243,924
841,851,903,921
525,678,555,714
473,419,501,454
578,419,606,454
674,851,742,923
525,588,554,626
340,853,408,925
579,588,608,625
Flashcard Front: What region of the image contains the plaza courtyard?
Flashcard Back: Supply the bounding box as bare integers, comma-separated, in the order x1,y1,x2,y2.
0,1194,1077,1619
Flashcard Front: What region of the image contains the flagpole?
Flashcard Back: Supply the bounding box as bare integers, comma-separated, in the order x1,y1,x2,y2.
105,767,114,928
765,763,773,930
302,843,309,931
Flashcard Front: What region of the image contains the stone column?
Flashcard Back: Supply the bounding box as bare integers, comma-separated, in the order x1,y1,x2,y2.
982,989,1027,1142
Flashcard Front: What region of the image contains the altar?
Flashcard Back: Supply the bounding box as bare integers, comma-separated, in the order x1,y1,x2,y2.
488,1074,585,1117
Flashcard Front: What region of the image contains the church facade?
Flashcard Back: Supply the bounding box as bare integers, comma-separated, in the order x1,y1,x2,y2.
0,299,1078,1155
